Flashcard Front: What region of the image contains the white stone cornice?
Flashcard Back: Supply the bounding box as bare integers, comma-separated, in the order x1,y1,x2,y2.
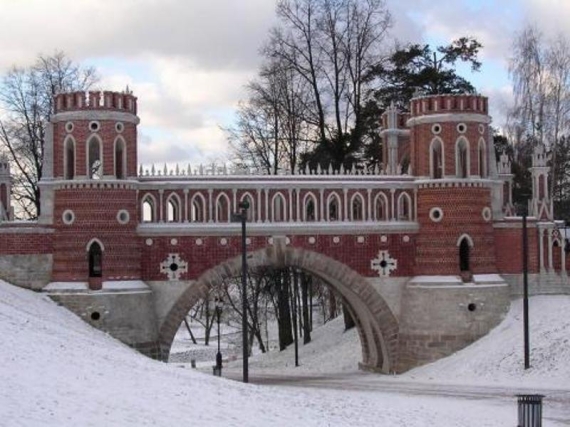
137,221,420,237
51,110,140,124
406,113,491,127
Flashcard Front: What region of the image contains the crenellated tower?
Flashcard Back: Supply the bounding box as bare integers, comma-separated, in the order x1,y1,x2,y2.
496,151,515,216
40,90,141,289
406,94,497,279
529,142,553,221
0,154,11,221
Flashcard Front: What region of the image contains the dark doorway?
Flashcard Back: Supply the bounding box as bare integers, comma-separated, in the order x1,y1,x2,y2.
459,238,470,272
88,241,103,277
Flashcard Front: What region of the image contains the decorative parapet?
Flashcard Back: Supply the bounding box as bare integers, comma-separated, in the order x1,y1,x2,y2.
53,89,137,115
137,162,408,178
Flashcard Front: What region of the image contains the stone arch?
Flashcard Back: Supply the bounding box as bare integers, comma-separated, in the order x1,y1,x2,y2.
157,244,400,373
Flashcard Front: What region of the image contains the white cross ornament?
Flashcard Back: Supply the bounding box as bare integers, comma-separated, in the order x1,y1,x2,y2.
160,253,188,280
371,250,397,277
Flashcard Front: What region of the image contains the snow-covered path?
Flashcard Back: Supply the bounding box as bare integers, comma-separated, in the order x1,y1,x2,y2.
1,279,569,426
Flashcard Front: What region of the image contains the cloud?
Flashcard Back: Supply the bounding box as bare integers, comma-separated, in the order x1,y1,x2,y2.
0,0,276,72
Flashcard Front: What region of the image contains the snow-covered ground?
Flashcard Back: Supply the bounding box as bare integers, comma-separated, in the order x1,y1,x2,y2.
1,278,569,426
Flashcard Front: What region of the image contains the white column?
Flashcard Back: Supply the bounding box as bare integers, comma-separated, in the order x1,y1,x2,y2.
159,189,164,223
367,189,372,221
288,189,293,222
390,188,395,221
257,188,262,222
548,229,554,271
295,188,300,222
183,189,189,222
208,189,213,222
232,188,237,212
343,188,348,222
264,188,269,222
561,238,566,273
319,189,324,221
539,227,545,273
414,188,418,221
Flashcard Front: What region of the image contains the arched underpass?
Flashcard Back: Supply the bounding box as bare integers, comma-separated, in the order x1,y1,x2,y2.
158,241,400,374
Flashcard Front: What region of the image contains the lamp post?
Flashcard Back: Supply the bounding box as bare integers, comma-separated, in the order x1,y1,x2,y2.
232,200,249,383
522,209,530,370
215,297,223,376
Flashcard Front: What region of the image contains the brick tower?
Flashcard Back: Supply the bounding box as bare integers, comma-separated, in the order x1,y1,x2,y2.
408,94,497,279
40,90,141,289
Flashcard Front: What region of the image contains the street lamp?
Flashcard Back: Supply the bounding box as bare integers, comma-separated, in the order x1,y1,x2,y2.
215,297,223,376
231,200,249,383
517,199,530,370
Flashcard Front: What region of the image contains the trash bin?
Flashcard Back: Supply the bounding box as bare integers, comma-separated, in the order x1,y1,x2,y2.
190,359,196,369
517,394,544,427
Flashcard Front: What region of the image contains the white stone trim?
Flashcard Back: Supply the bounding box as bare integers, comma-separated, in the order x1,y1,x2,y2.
86,237,105,252
52,110,140,124
62,209,75,225
456,233,474,247
117,209,130,224
429,207,444,222
137,221,420,237
407,113,491,127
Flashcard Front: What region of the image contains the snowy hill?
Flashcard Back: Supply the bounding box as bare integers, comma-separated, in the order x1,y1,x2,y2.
404,296,570,389
0,279,568,426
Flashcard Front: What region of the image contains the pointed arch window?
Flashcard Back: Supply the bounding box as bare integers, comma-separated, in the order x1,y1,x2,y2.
478,138,487,178
397,193,412,221
303,193,318,222
215,193,230,223
141,194,156,222
374,193,388,221
166,193,181,223
64,137,75,179
351,194,364,221
87,136,102,179
191,193,206,222
456,138,469,178
114,137,127,179
88,241,103,278
430,138,444,179
327,193,341,221
272,193,287,222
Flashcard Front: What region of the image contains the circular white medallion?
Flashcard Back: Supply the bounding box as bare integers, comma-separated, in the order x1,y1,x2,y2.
170,238,178,246
220,238,228,246
145,238,153,246
380,235,388,243
195,238,203,246
333,236,340,244
308,236,316,244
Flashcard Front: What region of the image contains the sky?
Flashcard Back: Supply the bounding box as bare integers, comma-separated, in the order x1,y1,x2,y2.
0,0,569,167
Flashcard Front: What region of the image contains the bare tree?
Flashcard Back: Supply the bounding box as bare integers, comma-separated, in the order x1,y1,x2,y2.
509,25,570,204
267,0,392,169
0,51,98,218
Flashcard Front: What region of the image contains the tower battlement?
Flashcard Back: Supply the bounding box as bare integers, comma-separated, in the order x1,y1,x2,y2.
54,90,137,115
410,94,488,117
